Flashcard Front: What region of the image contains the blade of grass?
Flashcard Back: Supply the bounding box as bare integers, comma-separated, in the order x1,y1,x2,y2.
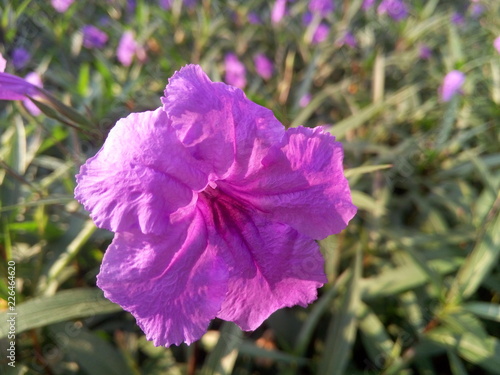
37,220,97,296
199,322,242,375
293,270,350,357
318,246,362,375
0,288,121,338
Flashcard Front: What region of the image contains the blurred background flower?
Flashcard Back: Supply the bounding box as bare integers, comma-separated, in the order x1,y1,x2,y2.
377,0,409,21
254,53,274,80
224,53,246,88
51,0,74,13
82,25,108,49
12,48,30,70
439,70,465,102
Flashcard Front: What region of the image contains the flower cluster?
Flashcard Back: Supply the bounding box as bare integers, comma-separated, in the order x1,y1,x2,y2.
74,64,357,347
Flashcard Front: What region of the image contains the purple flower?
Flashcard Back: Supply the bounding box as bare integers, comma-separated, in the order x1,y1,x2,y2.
337,32,357,48
74,64,356,347
494,36,500,54
224,54,246,89
451,12,465,26
23,72,43,116
308,0,335,17
12,48,30,70
299,93,312,107
248,12,262,24
377,0,409,21
0,53,6,73
439,70,465,102
127,0,136,13
312,23,330,44
419,44,432,59
469,3,484,18
0,72,42,101
362,0,375,10
254,53,274,80
82,25,108,49
303,13,330,44
117,31,138,67
51,0,74,12
271,0,287,24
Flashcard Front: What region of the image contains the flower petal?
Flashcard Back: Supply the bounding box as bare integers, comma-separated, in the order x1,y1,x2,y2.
0,72,41,100
75,108,208,235
161,64,284,179
198,189,327,331
97,210,229,347
224,126,357,239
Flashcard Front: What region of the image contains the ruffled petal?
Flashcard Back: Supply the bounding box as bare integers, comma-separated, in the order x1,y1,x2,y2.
97,209,229,347
198,189,326,331
161,64,284,179
75,108,208,235
223,126,357,239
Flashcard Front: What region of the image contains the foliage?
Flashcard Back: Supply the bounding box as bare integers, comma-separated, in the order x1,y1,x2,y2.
0,0,499,374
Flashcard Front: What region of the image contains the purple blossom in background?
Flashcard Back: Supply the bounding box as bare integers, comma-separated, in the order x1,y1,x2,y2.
362,0,375,10
271,0,287,24
312,23,330,44
299,93,312,107
0,53,6,73
440,70,465,102
254,53,274,80
494,36,500,54
248,12,262,24
12,48,30,70
337,32,357,48
377,0,409,21
117,31,138,67
51,0,74,12
127,0,136,13
469,3,484,18
303,13,330,44
82,25,108,49
308,0,335,17
224,53,247,89
74,64,356,347
23,72,43,116
451,12,465,26
419,44,432,59
159,0,172,9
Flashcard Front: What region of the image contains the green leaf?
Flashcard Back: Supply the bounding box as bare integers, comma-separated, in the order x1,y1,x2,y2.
294,270,349,356
199,322,242,375
48,323,136,375
344,164,392,178
448,350,469,375
357,301,394,364
360,256,461,300
37,219,96,296
238,341,308,366
427,329,500,374
448,192,500,302
463,302,500,323
0,288,121,338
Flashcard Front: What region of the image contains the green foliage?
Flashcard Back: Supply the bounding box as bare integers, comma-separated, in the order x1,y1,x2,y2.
1,0,499,374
